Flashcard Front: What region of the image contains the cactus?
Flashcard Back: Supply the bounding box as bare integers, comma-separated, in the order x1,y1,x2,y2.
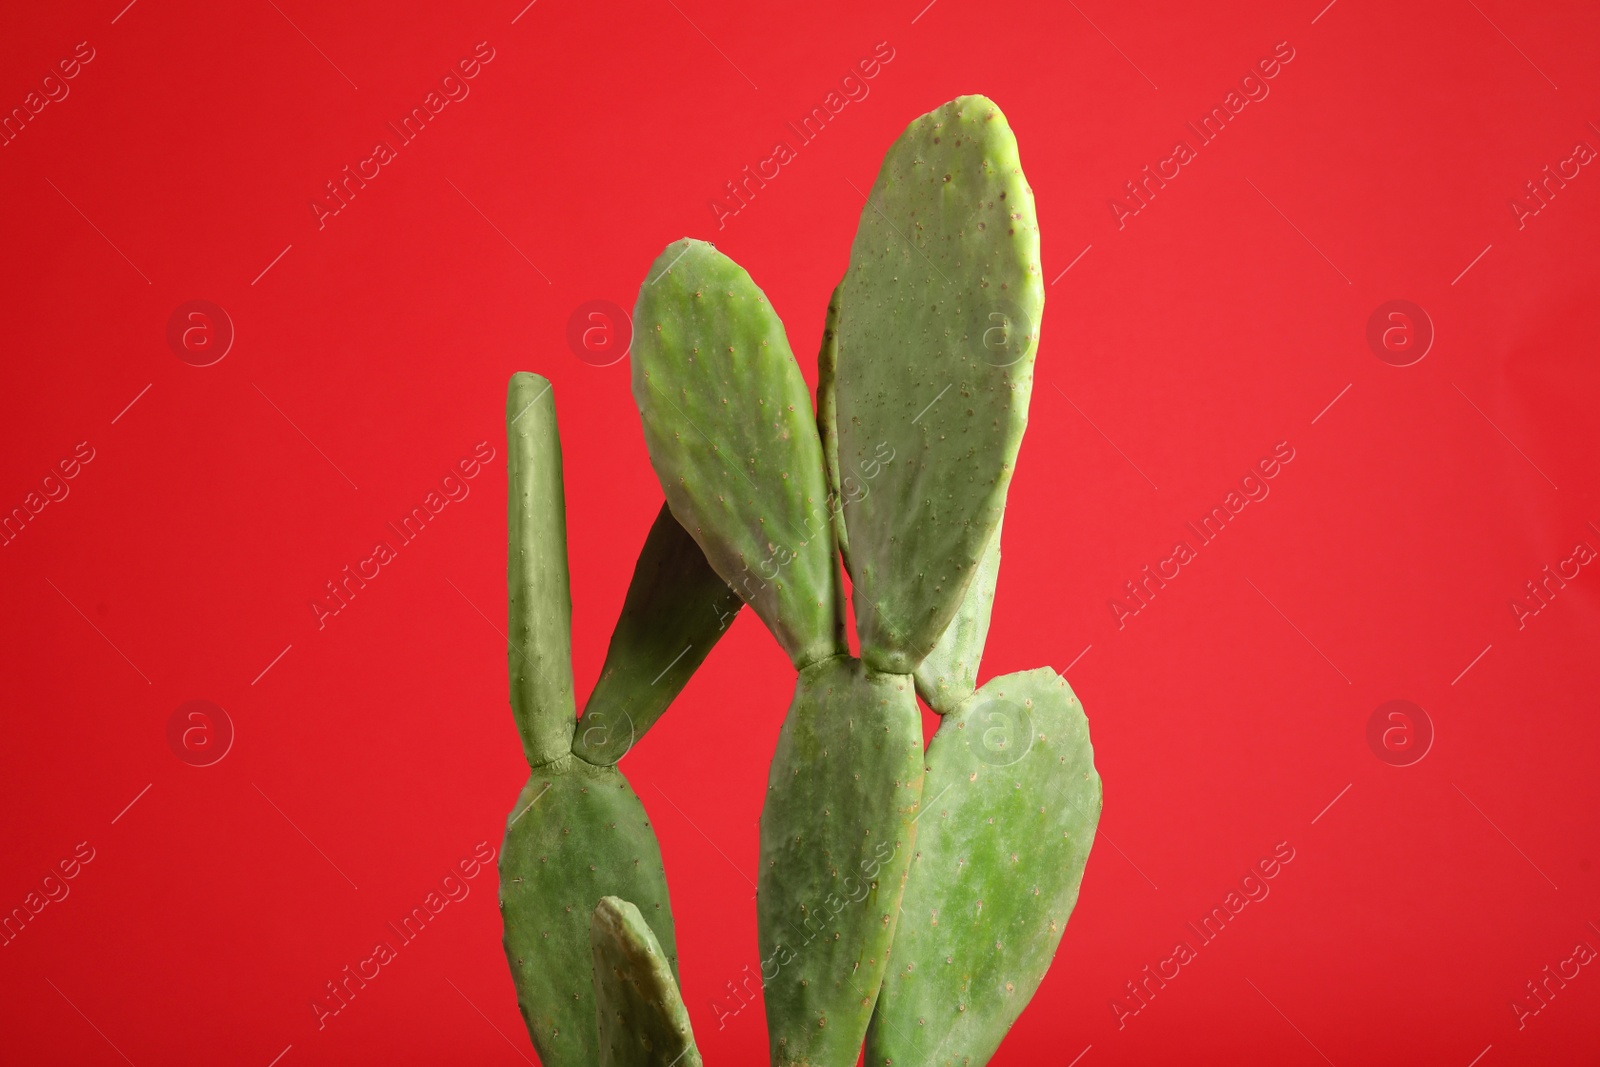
498,92,1098,1067
591,896,703,1067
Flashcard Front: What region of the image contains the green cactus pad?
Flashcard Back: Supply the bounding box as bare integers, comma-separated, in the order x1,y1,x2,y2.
573,502,743,766
591,896,704,1067
834,95,1044,673
865,668,1099,1067
501,763,680,1066
758,657,924,1066
507,372,578,765
913,514,1003,714
632,239,841,670
815,280,851,573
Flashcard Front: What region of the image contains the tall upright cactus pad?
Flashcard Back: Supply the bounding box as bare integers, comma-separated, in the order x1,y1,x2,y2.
573,502,743,766
835,95,1045,673
757,656,925,1067
591,896,703,1067
632,239,841,669
498,375,681,1064
865,669,1100,1067
507,372,579,764
913,515,1003,714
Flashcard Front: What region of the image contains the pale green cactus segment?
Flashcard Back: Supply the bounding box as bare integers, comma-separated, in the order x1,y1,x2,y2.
501,763,680,1066
632,239,842,670
865,668,1099,1067
815,280,851,573
573,502,743,766
507,372,578,765
913,514,1003,714
835,95,1044,674
757,657,924,1067
591,896,704,1067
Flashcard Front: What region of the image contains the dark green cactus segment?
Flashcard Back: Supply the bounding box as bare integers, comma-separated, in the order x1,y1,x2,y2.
507,372,578,765
501,761,680,1066
573,502,743,766
835,95,1044,674
815,280,851,574
591,896,704,1067
758,656,924,1067
913,515,1003,714
632,239,841,670
865,668,1099,1067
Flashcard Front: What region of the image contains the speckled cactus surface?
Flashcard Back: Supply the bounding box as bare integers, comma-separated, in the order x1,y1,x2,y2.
497,94,1100,1067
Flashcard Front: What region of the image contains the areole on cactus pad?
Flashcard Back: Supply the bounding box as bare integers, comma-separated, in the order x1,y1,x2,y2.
497,93,1099,1067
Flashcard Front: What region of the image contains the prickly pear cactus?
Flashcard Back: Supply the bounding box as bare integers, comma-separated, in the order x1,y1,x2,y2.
591,896,703,1067
496,92,1098,1067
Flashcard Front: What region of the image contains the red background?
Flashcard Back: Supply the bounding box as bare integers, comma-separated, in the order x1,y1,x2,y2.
2,0,1598,1064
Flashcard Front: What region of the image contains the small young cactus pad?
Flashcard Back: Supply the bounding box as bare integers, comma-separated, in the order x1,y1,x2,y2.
757,656,924,1067
865,668,1100,1066
573,502,743,766
632,239,841,670
591,895,703,1067
834,95,1044,674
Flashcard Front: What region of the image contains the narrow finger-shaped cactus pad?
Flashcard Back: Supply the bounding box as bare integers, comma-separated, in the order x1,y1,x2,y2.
758,657,924,1066
591,896,704,1067
865,668,1099,1067
501,760,679,1066
835,95,1044,674
507,372,578,765
913,515,1003,714
632,239,841,670
815,281,851,573
573,502,743,766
